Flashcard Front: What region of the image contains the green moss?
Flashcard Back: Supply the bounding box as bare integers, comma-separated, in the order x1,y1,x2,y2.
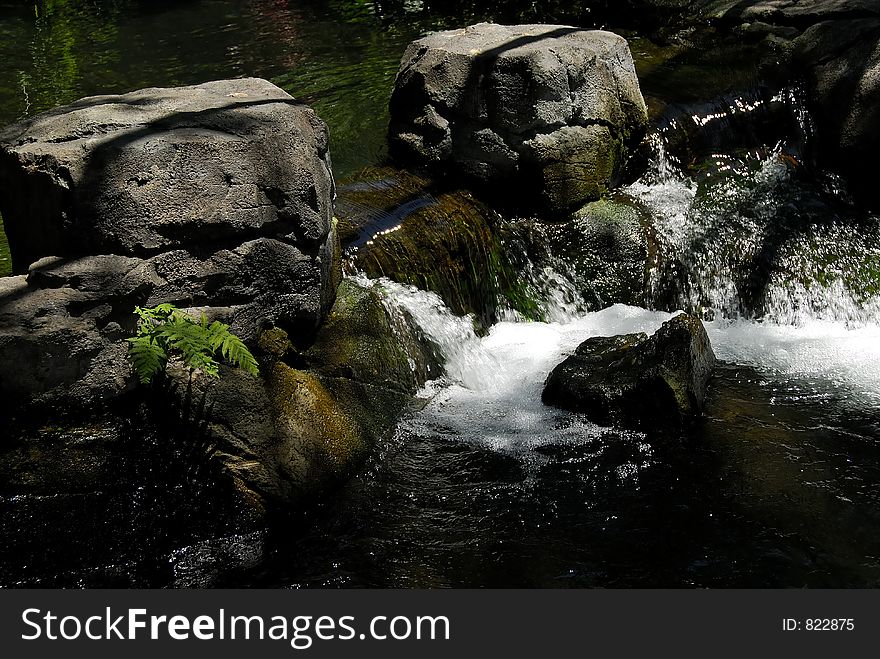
305,279,441,391
351,186,542,330
269,363,364,469
257,327,293,358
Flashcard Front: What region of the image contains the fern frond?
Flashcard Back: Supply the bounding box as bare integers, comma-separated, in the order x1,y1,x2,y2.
205,320,231,352
219,331,260,376
127,335,167,384
127,303,259,383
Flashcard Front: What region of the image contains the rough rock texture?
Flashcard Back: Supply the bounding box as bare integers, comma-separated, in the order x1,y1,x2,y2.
671,1,880,208
0,77,335,277
176,279,441,502
0,79,416,513
542,313,715,430
705,0,880,24
0,79,340,411
389,23,648,213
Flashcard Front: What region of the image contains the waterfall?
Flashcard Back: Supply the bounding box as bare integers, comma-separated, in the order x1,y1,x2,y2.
629,85,880,327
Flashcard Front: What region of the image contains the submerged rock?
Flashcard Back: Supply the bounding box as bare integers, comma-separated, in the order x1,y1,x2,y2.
389,23,648,214
542,313,715,430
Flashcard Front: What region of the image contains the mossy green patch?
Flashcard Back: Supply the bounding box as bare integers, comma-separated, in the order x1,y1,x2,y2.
350,186,542,331
305,279,440,390
268,363,365,470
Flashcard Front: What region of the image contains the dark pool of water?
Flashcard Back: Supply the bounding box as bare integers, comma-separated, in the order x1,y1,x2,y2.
209,365,880,588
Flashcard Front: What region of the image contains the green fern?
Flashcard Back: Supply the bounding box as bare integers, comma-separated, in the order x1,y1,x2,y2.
127,304,259,384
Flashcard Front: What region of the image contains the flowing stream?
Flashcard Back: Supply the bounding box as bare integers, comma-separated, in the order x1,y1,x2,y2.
227,138,880,586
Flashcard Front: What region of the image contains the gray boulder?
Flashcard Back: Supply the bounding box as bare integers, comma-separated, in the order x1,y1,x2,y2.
389,23,648,213
0,78,342,410
0,77,335,278
0,233,341,410
542,313,715,430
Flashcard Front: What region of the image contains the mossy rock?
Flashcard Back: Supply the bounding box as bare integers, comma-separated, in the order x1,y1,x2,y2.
304,279,442,392
185,278,443,505
348,183,541,330
542,313,716,431
507,192,683,310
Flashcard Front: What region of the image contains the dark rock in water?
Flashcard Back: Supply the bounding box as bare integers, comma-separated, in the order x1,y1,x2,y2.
791,18,880,209
388,23,648,214
0,77,336,292
512,194,660,309
542,313,715,430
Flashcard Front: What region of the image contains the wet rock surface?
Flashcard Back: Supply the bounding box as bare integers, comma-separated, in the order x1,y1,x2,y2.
389,23,648,213
542,313,716,429
338,167,542,330
175,279,441,504
512,193,661,310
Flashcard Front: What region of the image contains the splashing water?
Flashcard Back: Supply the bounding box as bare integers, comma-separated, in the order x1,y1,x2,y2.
629,101,880,326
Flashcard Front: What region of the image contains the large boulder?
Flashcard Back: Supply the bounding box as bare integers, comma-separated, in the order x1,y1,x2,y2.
542,313,715,430
389,23,648,213
0,79,341,411
0,77,335,283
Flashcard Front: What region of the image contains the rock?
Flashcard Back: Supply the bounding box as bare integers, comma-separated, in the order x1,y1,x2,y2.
388,23,648,213
302,279,442,390
0,232,341,410
0,78,342,411
0,257,149,411
340,168,542,330
705,0,880,25
176,279,441,502
542,313,715,430
512,194,658,309
0,77,335,285
791,19,880,209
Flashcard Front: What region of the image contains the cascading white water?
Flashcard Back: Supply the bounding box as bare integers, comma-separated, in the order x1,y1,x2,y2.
350,83,880,465
631,88,880,327
363,273,880,470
